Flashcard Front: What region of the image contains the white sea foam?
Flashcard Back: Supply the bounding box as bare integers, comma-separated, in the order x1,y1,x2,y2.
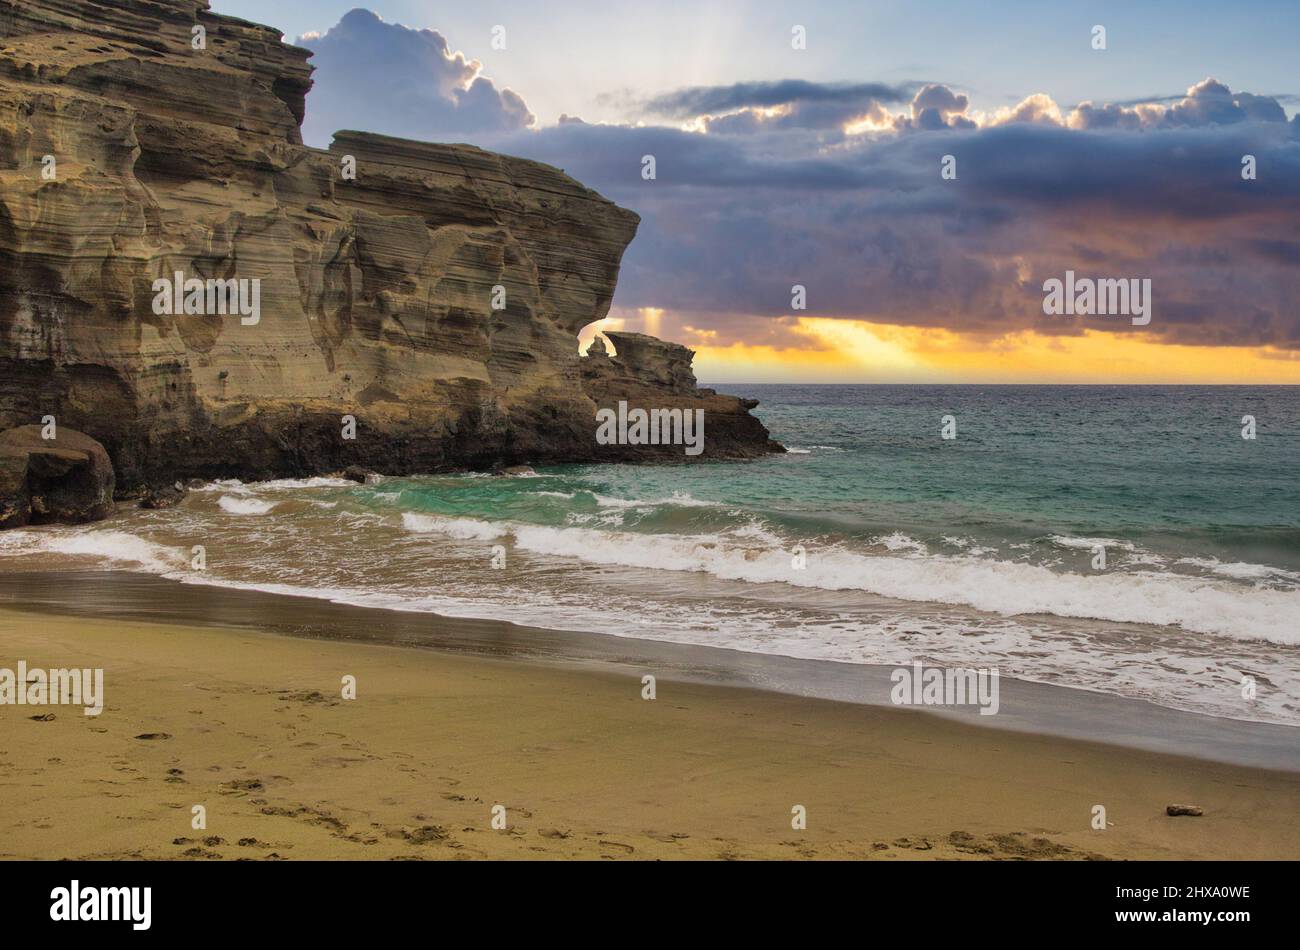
195,476,354,494
13,505,1294,647
873,532,929,555
256,476,356,491
943,536,998,557
0,529,184,573
590,491,716,509
501,523,1300,645
396,510,1300,643
1050,534,1138,552
217,495,277,515
192,478,252,495
1176,556,1297,582
728,521,784,544
401,512,509,541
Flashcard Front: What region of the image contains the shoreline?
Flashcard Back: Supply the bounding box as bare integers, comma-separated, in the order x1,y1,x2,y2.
3,588,1300,860
1,569,1298,772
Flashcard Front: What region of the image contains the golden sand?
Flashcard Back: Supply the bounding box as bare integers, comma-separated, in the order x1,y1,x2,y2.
2,606,1297,860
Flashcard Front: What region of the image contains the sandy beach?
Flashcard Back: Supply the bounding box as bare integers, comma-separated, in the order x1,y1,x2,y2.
3,596,1298,861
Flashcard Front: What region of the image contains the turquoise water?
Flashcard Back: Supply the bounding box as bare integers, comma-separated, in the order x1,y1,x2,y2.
367,384,1300,574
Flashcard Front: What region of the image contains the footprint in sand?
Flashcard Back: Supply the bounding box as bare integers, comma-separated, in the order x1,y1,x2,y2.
218,778,264,795
279,690,332,705
781,842,818,857
384,825,449,845
643,831,689,843
947,831,993,855
259,804,348,834
986,832,1081,859
180,846,222,859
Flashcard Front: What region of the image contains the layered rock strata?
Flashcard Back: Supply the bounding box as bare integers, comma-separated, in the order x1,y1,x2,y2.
0,0,781,493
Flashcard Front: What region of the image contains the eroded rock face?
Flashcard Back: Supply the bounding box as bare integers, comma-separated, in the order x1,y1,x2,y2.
583,333,784,460
0,425,115,527
0,0,780,489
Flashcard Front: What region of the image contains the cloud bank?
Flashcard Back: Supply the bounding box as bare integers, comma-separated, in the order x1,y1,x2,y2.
297,10,1300,353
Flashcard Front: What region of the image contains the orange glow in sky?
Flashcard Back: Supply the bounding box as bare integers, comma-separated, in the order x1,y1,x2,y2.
686,317,1300,384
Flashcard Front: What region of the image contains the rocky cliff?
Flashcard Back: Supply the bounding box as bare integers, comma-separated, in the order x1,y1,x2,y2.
0,0,780,492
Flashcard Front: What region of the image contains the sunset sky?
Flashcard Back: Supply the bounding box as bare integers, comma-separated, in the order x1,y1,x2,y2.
214,1,1300,383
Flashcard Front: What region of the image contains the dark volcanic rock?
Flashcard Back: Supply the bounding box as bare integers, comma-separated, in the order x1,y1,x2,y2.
0,0,781,488
583,333,785,460
0,425,115,527
139,482,187,509
341,465,376,484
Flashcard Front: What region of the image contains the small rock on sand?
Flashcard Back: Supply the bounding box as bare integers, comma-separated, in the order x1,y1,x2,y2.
1166,804,1204,817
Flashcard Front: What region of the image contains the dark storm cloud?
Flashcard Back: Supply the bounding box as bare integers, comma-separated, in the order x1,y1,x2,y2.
290,13,1300,350
498,121,875,190
641,80,917,118
491,110,1300,348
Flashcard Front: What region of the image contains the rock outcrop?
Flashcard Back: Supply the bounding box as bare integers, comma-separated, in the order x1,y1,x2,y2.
583,333,782,459
0,0,780,492
0,425,114,527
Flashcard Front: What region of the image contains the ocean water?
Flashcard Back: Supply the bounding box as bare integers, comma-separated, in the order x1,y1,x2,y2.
2,384,1299,726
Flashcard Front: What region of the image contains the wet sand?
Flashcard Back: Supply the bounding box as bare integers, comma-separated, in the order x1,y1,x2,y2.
2,580,1299,860
4,570,1299,772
